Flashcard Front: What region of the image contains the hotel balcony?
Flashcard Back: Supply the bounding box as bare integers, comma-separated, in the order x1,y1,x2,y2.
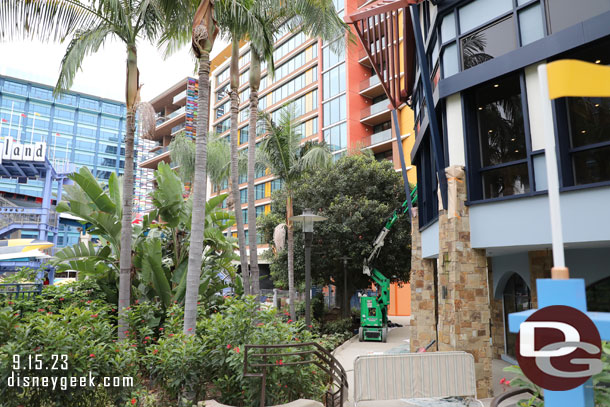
359,74,385,98
139,146,170,169
362,128,393,150
151,106,186,141
358,48,372,67
360,99,391,126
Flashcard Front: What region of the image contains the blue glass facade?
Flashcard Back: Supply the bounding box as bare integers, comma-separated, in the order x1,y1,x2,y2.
0,75,127,246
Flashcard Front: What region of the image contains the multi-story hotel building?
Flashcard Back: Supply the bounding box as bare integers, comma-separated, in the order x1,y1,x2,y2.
139,77,199,172
0,74,129,246
207,0,418,287
354,0,610,398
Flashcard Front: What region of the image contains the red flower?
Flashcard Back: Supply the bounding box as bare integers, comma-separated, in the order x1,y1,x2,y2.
135,300,139,304
131,398,137,405
169,334,174,337
287,319,293,323
227,344,232,349
7,301,13,305
89,354,95,358
153,349,158,354
234,347,240,353
59,298,64,301
86,300,92,304
91,314,98,318
257,323,264,326
37,308,45,312
187,328,192,331
131,344,137,347
144,336,150,340
276,359,283,365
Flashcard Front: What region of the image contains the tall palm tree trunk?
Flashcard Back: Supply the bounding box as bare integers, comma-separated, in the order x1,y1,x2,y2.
286,193,296,320
229,39,250,295
183,49,211,334
247,52,261,300
118,45,138,340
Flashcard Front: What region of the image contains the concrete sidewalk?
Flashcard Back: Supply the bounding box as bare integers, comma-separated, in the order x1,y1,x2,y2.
332,316,524,407
333,316,412,406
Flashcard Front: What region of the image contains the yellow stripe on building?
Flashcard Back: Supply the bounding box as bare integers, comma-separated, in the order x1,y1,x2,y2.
547,59,610,100
264,181,271,197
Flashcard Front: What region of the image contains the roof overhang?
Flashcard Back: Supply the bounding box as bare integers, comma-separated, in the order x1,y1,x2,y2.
345,0,422,107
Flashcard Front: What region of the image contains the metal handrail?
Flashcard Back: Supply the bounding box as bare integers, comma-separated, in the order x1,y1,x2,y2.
244,342,348,407
490,388,543,407
0,283,43,299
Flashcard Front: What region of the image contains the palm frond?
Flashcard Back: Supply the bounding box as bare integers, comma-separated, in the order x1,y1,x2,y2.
169,131,196,184
0,0,108,42
54,23,114,95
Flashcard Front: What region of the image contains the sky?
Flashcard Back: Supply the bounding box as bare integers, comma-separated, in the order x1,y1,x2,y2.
0,37,230,103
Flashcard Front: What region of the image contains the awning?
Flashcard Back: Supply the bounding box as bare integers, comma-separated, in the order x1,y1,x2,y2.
345,0,422,108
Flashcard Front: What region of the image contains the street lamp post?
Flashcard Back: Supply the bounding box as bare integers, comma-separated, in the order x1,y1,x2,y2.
290,208,326,327
339,256,350,318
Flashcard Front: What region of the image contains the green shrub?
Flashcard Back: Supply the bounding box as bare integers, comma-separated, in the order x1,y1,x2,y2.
0,303,141,407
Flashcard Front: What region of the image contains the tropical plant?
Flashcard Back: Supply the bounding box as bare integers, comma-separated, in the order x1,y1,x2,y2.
213,0,275,298
52,163,238,311
258,109,331,320
245,0,348,301
0,0,191,340
182,0,219,335
259,154,412,316
169,131,197,186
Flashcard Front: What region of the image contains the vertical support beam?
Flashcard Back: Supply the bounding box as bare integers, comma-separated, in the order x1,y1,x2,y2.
409,4,448,209
304,231,312,327
39,169,53,240
391,109,412,217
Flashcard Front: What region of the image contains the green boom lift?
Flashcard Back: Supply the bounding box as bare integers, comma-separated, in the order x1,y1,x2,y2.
358,187,417,342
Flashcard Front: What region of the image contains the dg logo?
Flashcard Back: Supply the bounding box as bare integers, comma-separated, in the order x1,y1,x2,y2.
517,305,602,391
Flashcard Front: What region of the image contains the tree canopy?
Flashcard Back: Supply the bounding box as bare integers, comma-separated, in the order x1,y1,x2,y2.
259,154,412,296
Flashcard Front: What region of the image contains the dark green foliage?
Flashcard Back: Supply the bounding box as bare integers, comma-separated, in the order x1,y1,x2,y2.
261,154,411,294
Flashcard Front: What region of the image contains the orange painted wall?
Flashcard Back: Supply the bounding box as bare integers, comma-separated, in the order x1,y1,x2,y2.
388,282,411,316
345,1,373,149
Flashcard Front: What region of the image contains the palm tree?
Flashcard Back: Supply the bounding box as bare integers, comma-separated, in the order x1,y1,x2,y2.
1,0,187,340
169,131,197,186
259,109,331,320
245,1,347,300
182,0,219,334
214,0,274,297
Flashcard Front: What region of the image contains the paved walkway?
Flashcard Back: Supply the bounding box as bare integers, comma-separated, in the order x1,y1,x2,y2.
332,316,524,407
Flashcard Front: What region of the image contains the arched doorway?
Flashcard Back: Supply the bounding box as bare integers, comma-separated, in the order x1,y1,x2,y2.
502,273,531,359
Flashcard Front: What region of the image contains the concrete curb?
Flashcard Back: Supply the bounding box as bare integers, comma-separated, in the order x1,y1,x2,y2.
331,334,359,356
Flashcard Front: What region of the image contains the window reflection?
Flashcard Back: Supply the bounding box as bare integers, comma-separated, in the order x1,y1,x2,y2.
461,17,516,70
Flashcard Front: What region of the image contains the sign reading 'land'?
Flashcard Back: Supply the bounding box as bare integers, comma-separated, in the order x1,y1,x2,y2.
0,139,47,164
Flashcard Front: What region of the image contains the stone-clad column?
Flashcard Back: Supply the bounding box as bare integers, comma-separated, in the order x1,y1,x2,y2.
409,207,438,352
437,166,493,398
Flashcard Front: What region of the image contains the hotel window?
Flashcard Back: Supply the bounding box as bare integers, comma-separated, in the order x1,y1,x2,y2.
466,73,530,200
101,117,119,129
240,88,250,104
240,70,249,87
554,39,610,187
56,94,77,106
239,126,249,145
270,179,283,192
55,108,75,121
242,209,248,225
439,0,545,78
30,86,53,101
80,97,99,111
323,38,344,70
2,80,28,95
216,101,229,119
216,68,229,85
255,183,266,200
217,83,229,101
322,64,345,100
545,0,610,34
323,94,346,127
102,103,122,116
414,133,439,228
216,118,230,134
239,51,251,68
256,205,265,218
29,103,51,116
1,97,25,110
79,112,98,125
323,122,347,152
240,188,248,204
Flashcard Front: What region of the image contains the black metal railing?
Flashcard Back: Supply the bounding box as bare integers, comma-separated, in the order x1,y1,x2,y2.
0,283,43,299
244,342,348,407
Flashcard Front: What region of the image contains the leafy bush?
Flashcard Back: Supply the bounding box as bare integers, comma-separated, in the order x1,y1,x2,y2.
147,297,327,407
0,302,141,407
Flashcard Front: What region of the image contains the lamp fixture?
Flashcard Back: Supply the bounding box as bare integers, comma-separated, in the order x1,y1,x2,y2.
595,59,602,64
493,84,499,88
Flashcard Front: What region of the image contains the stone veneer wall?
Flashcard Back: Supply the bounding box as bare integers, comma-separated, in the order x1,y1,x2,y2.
411,166,493,398
529,250,552,308
488,266,506,360
409,207,438,352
